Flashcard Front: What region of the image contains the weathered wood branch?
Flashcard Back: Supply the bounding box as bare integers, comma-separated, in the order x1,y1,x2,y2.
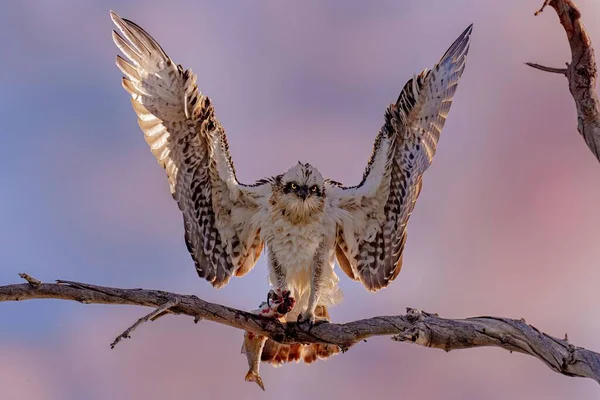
1,275,599,384
110,297,181,349
528,0,600,161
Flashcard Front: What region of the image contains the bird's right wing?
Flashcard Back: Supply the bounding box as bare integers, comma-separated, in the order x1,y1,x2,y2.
111,11,269,288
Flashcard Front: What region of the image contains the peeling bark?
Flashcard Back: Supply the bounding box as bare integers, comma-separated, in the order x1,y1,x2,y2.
1,276,599,384
528,0,600,162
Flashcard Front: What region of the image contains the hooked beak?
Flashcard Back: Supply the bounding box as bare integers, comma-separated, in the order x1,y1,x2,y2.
298,187,309,200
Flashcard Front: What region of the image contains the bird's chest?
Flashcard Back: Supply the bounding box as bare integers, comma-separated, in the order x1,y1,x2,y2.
264,216,324,272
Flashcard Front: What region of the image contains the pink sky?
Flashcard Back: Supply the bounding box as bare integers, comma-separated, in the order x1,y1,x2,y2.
2,1,600,399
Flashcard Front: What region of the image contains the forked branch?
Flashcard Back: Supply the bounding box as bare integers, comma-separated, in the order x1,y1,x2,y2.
110,298,180,349
1,275,599,384
528,0,600,161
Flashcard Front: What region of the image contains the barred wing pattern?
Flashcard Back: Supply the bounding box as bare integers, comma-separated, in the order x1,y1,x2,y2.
330,25,472,291
111,12,267,288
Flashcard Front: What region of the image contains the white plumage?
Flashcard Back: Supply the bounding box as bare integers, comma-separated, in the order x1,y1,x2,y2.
110,11,472,369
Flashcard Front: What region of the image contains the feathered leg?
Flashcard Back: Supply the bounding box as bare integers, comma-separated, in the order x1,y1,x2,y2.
298,241,328,324
266,250,295,316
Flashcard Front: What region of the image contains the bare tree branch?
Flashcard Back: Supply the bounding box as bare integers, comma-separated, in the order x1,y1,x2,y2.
528,0,600,162
1,274,599,385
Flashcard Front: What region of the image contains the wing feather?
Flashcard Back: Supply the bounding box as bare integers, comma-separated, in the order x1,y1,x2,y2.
111,11,268,288
329,25,472,291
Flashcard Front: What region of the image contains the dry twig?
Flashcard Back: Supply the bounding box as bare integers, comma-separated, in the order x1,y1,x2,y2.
110,298,181,349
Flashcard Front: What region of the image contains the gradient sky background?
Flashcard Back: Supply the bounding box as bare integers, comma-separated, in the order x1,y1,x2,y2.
2,1,600,399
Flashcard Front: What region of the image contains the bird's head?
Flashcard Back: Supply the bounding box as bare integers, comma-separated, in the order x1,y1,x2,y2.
272,162,325,222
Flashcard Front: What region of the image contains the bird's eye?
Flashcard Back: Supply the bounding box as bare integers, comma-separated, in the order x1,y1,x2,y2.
290,183,297,190
311,185,318,192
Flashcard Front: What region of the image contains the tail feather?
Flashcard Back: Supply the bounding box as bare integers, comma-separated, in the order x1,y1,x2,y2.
260,305,340,366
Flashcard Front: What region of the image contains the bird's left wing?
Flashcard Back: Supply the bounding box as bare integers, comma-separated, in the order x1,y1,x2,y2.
111,12,268,288
329,25,472,291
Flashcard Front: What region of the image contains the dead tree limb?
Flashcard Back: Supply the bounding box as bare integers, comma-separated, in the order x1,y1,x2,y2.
1,274,599,384
527,0,600,161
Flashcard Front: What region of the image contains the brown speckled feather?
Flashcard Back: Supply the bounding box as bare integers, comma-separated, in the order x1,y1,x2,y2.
111,11,269,288
329,25,472,291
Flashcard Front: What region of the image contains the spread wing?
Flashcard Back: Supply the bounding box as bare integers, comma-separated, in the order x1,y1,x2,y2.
111,11,269,288
329,25,472,291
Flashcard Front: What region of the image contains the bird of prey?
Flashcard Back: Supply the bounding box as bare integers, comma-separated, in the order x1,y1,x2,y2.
110,10,472,386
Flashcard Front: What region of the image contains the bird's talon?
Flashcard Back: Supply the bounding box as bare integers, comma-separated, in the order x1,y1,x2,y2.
297,312,315,326
297,311,329,330
261,289,295,318
266,290,275,307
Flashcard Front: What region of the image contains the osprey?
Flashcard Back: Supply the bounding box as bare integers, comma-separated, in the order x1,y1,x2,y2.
110,11,472,384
